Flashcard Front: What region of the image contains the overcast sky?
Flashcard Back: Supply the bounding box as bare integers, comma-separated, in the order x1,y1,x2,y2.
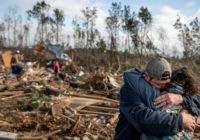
0,0,200,56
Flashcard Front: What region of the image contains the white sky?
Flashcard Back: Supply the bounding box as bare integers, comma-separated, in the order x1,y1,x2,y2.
0,0,200,56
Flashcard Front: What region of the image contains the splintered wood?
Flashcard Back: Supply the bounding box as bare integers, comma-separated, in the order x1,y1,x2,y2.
0,77,119,139
0,55,121,139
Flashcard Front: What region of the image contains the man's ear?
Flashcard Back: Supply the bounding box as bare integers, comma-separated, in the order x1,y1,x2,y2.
144,72,150,81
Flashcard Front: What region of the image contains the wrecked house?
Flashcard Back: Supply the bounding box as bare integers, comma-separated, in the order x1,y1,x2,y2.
34,41,72,61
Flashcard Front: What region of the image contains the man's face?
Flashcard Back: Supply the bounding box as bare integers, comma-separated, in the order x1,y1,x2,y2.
144,72,170,89
149,78,170,89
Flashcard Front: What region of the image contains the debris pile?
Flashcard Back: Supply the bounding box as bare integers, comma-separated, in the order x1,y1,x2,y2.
0,49,121,139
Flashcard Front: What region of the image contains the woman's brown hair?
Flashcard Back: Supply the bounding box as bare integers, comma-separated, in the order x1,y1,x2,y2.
170,67,200,96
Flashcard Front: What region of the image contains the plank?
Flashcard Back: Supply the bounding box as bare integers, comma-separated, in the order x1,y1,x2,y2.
83,105,119,112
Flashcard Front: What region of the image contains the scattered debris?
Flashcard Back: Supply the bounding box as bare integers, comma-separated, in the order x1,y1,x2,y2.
0,53,121,139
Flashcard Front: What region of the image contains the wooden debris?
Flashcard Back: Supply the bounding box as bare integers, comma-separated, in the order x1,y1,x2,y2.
109,112,119,124
0,120,13,127
67,93,119,104
67,97,103,111
0,85,8,92
61,114,85,128
71,116,81,135
0,91,24,96
17,129,61,140
83,105,119,112
0,58,120,139
0,93,32,100
78,110,116,116
51,103,64,116
34,44,45,53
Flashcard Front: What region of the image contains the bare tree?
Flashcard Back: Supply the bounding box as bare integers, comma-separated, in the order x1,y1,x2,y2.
4,6,22,47
72,18,85,48
27,1,50,43
4,14,11,47
23,24,30,47
106,2,122,52
0,23,6,47
122,5,136,53
134,7,155,64
174,16,194,62
105,2,122,65
81,7,97,49
52,8,65,43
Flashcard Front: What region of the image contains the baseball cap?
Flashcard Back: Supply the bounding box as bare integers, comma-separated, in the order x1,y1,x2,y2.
146,57,171,80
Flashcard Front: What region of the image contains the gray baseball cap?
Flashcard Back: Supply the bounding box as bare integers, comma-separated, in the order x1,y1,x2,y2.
146,57,171,80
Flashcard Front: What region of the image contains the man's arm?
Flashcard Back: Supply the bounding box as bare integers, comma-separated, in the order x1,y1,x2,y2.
154,92,200,116
120,85,183,136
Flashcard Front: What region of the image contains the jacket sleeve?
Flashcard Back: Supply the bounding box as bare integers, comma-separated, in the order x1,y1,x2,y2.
120,85,183,136
182,95,200,116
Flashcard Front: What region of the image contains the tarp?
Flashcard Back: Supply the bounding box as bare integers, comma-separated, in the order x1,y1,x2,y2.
47,40,63,59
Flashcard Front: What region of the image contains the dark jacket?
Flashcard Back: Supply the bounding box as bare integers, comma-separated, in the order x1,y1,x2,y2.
11,64,24,74
114,68,184,140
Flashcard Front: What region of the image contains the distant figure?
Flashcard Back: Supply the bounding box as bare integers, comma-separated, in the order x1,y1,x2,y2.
13,50,24,65
53,60,60,75
11,57,25,79
12,64,24,75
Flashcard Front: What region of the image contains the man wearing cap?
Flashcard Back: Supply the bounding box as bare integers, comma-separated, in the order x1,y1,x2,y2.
114,57,199,140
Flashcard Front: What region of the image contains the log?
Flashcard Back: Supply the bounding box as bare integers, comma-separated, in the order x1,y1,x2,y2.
71,116,81,134
66,105,76,114
66,93,119,104
7,82,23,91
114,55,121,75
78,110,115,116
109,112,119,124
75,114,98,117
60,114,85,128
83,105,119,112
17,129,61,140
0,120,13,127
0,93,32,100
0,91,24,96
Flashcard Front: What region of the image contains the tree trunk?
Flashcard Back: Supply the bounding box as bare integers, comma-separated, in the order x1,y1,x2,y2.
56,24,59,43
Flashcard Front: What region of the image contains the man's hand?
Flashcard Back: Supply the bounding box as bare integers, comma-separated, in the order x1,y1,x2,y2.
181,110,196,131
154,92,183,111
